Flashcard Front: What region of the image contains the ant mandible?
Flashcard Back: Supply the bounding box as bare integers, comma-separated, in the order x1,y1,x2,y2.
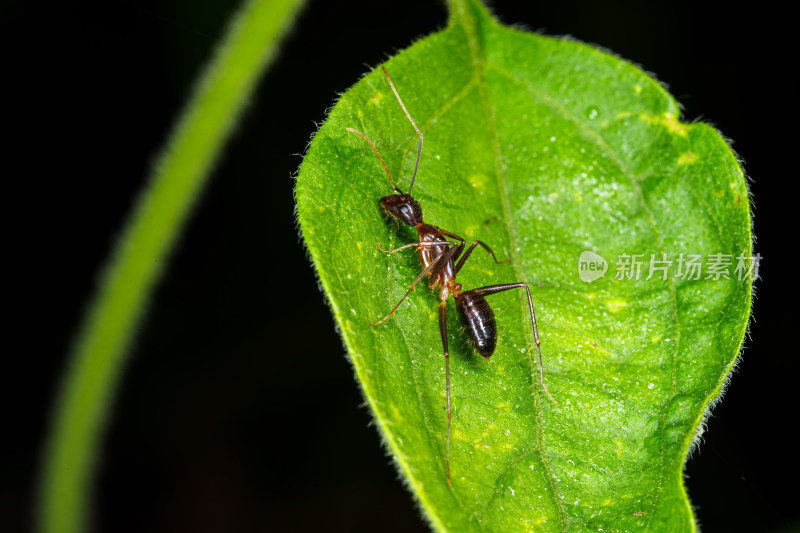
347,66,556,489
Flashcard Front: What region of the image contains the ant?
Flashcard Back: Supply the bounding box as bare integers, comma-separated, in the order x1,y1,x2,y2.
347,66,556,489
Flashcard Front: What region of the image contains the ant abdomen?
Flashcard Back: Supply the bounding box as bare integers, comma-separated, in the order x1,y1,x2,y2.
455,292,497,358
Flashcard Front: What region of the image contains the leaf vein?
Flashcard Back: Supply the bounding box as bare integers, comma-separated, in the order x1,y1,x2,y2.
461,17,568,529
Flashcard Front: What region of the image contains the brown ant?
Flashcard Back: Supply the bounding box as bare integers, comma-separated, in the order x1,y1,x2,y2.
347,66,556,489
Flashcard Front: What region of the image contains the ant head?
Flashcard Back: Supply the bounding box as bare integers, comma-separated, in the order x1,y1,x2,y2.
380,193,422,227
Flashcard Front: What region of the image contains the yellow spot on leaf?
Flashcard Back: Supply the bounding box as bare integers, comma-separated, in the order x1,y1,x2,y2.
469,173,488,189
605,299,627,313
369,92,385,106
650,335,661,344
641,112,689,137
390,404,403,421
633,84,643,94
463,224,480,236
677,152,699,165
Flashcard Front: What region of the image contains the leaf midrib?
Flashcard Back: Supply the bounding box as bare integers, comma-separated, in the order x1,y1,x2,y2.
450,4,568,528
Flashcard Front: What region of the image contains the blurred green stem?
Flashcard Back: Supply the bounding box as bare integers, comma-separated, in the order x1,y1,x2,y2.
38,1,306,531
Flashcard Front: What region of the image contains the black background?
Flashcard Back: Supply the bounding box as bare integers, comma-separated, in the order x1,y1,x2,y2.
4,1,795,532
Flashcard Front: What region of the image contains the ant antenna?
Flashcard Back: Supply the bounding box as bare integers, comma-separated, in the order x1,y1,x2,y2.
381,66,423,195
347,128,402,194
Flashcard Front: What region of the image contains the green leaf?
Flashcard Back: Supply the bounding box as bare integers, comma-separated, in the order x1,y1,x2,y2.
295,0,752,531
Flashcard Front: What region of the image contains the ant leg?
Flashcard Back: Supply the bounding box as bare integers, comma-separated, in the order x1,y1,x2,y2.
371,259,439,325
436,228,465,246
375,241,456,254
453,240,509,274
372,246,457,325
470,283,557,406
453,242,480,274
473,240,509,264
436,228,466,266
370,243,464,326
428,241,465,284
437,228,507,268
375,241,461,294
438,300,453,489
